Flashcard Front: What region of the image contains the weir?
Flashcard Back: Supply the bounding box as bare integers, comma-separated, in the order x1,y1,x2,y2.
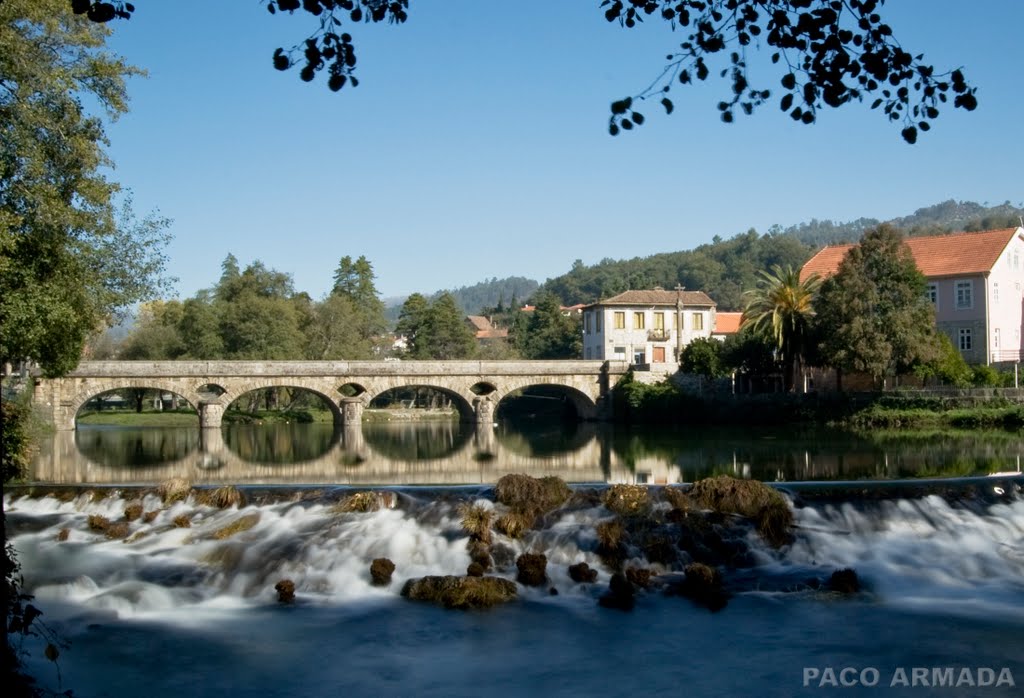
32,360,631,430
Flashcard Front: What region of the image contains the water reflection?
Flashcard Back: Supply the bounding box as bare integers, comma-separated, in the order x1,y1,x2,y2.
32,422,1023,486
223,423,339,463
74,426,200,468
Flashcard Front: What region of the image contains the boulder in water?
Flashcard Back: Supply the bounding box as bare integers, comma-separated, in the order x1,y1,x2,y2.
459,503,494,545
466,562,485,577
678,562,728,611
197,485,245,509
598,572,635,611
172,514,192,528
275,579,296,604
626,566,653,589
211,513,260,539
568,562,598,583
333,491,396,513
370,558,396,586
602,484,650,516
401,575,517,609
157,478,191,504
124,501,144,521
688,475,792,548
828,568,861,594
516,553,547,586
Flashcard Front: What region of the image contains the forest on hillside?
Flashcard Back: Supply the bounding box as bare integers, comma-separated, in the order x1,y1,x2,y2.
538,200,1024,311
391,200,1022,314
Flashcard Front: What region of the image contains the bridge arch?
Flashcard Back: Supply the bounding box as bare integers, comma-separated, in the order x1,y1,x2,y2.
221,380,344,426
493,381,599,421
365,384,476,422
68,380,204,429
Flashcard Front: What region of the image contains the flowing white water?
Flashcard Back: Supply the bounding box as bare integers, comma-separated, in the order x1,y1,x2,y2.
7,480,1024,697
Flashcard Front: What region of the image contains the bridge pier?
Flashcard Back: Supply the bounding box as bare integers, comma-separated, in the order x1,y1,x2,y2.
198,401,225,429
340,397,364,426
473,396,494,425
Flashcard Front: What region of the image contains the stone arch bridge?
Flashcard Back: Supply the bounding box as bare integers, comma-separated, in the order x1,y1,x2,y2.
34,360,631,431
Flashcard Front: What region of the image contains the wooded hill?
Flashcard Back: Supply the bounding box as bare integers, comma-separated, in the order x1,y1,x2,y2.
389,200,1021,315
540,200,1023,312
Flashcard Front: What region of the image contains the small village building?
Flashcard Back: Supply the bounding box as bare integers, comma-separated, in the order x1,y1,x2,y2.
465,315,509,342
711,311,743,341
801,227,1024,365
581,288,717,369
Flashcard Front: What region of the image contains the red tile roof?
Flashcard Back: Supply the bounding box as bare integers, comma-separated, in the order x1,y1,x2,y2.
801,227,1021,281
714,312,743,335
586,289,716,308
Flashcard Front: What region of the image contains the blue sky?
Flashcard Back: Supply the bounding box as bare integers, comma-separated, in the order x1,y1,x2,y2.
100,1,1024,301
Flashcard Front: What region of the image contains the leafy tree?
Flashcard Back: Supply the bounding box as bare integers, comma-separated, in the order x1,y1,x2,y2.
680,337,725,378
913,332,970,387
1,0,172,376
77,1,975,142
395,292,430,358
119,300,186,359
815,224,939,386
178,293,224,359
518,292,582,360
304,293,368,359
720,328,778,380
417,292,477,360
331,255,386,348
742,264,821,392
215,260,304,359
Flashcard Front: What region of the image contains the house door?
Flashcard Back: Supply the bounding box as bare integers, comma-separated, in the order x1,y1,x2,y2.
652,346,666,363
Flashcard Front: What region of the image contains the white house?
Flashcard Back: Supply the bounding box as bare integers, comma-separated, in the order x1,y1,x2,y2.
581,288,717,368
801,226,1024,365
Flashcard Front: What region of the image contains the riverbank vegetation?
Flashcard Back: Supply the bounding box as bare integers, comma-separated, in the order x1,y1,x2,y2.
613,374,1024,431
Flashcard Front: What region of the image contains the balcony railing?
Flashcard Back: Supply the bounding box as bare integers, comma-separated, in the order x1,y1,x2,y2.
647,329,671,342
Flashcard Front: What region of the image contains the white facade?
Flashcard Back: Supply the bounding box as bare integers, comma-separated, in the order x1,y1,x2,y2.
581,289,717,369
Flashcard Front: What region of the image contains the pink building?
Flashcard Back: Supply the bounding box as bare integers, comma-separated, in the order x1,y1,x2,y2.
801,227,1024,365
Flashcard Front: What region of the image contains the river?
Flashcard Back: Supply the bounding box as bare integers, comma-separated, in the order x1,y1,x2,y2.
6,421,1024,696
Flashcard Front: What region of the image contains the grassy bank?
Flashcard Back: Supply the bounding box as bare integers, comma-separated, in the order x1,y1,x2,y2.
77,410,199,427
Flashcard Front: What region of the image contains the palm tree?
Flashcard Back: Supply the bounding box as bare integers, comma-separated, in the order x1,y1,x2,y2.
742,265,822,392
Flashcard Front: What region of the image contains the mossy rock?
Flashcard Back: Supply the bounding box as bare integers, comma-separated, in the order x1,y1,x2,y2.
401,575,518,610
275,579,296,603
56,528,70,542
602,484,651,516
333,491,396,514
494,474,571,513
459,503,494,545
625,566,653,589
172,514,192,528
827,568,861,594
211,513,261,540
466,562,485,577
568,562,598,583
157,478,192,504
688,475,793,548
196,486,245,509
87,514,111,532
124,502,144,521
515,553,548,587
370,558,396,586
678,562,728,611
495,509,535,539
103,522,130,540
143,510,159,524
